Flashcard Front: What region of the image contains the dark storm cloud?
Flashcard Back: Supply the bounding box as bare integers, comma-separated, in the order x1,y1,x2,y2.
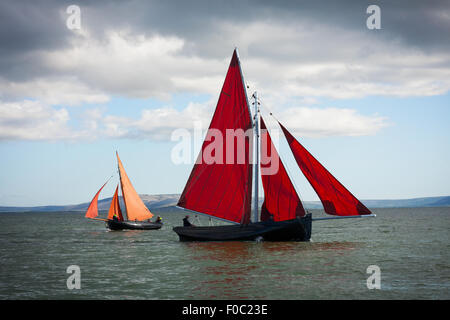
0,0,448,81
0,0,69,80
252,0,450,51
75,0,450,54
2,0,449,50
0,1,66,54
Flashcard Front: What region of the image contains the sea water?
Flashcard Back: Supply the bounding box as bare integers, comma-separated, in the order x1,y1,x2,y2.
0,207,448,299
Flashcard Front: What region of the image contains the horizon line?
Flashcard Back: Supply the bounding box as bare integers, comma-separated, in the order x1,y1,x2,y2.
1,194,449,208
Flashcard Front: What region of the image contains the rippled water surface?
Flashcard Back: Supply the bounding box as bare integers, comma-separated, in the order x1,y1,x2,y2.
0,207,448,299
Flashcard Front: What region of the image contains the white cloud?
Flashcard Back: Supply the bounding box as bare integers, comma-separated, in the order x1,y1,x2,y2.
0,100,74,140
0,97,386,142
97,100,387,140
42,30,225,99
0,77,109,106
0,98,213,142
228,21,450,99
5,18,449,142
0,100,110,141
5,20,447,106
270,107,388,137
101,100,214,140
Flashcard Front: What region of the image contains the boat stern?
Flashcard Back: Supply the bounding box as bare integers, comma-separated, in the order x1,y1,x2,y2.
300,212,312,241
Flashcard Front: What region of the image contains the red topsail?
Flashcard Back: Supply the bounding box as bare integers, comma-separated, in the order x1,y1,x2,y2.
260,117,306,221
177,50,253,224
278,122,372,216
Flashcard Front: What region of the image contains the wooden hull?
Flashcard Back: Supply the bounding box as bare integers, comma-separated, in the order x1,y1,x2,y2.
173,214,312,242
106,220,162,231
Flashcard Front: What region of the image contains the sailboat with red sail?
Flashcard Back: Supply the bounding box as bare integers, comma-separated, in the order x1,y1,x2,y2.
173,49,374,241
85,152,163,231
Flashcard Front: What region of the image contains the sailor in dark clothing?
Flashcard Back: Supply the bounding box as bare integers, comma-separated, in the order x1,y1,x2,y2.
113,214,119,221
183,215,194,227
155,216,162,224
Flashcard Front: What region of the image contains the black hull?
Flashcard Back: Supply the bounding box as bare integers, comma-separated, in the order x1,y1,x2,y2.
173,214,312,242
106,220,163,231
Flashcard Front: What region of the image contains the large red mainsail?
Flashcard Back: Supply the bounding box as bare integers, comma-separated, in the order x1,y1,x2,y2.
279,121,372,216
177,50,253,224
260,117,306,221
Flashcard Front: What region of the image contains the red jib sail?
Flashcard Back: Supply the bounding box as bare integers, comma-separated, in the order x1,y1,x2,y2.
85,180,109,219
107,184,124,221
177,49,253,224
279,121,372,216
260,117,306,221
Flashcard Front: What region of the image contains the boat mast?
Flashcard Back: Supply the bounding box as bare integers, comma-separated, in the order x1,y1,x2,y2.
116,151,128,221
253,91,260,223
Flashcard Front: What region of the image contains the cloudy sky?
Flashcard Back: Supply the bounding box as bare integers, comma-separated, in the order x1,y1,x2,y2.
0,0,449,206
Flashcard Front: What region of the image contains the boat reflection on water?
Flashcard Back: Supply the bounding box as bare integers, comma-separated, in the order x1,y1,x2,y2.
180,240,361,299
184,240,360,259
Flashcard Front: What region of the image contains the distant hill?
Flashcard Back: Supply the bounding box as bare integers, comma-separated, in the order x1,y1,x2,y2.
0,195,449,212
358,196,450,209
0,194,180,212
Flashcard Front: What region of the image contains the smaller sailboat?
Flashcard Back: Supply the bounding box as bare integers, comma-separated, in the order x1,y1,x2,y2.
85,152,162,231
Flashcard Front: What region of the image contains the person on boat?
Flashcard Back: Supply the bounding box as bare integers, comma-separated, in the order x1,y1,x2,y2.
112,214,119,222
155,216,162,224
183,215,194,227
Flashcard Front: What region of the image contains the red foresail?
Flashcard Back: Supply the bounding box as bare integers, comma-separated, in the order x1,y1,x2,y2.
107,184,124,221
177,49,253,224
85,180,109,219
260,117,306,221
279,122,372,216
